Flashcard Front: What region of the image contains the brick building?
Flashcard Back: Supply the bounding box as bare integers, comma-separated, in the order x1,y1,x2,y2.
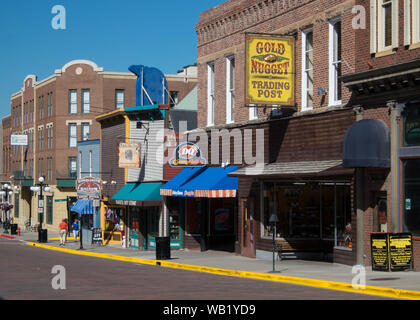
190,0,420,269
3,60,197,233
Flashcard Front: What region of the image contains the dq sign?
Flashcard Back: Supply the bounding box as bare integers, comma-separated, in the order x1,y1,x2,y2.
169,142,207,168
245,33,295,106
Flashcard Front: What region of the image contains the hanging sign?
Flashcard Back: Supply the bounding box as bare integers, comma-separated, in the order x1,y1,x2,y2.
76,176,102,200
169,142,207,168
245,33,295,106
118,142,140,168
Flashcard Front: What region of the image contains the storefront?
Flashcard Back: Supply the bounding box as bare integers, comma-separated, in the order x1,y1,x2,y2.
161,166,238,252
111,182,172,250
230,160,353,260
70,199,100,244
102,204,126,245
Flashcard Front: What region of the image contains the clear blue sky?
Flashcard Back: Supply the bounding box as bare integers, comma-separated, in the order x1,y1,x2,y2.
0,0,225,120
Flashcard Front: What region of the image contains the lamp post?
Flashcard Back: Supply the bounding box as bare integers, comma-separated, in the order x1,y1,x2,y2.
268,213,280,273
0,184,12,231
30,176,51,242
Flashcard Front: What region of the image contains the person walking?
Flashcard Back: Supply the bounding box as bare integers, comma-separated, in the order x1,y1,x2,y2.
59,219,68,246
72,219,79,241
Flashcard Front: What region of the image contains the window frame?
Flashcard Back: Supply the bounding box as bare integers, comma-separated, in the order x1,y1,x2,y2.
207,62,215,126
301,28,314,111
329,18,342,106
82,89,90,114
226,55,235,124
69,89,77,114
115,89,125,109
68,123,77,148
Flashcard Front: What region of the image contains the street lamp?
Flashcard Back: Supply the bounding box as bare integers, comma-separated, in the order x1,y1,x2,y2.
0,184,13,228
268,213,280,273
31,176,50,242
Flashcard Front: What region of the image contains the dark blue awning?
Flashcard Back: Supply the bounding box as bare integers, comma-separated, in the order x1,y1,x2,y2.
70,200,95,215
161,166,238,198
343,119,390,168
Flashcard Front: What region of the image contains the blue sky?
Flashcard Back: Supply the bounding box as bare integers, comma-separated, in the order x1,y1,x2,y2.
0,0,225,120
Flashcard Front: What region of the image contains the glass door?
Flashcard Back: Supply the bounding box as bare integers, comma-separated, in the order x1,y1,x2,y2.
129,207,140,249
148,207,159,249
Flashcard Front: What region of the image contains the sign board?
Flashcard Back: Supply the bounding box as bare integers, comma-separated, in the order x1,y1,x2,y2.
371,233,413,272
76,176,102,200
169,142,207,168
245,33,295,106
92,228,103,245
118,142,140,168
11,134,28,146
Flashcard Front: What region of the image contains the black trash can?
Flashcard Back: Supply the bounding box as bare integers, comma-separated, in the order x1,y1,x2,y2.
10,224,18,235
155,236,171,260
38,229,48,243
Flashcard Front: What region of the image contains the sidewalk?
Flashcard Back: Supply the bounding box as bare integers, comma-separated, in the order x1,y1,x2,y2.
3,229,420,299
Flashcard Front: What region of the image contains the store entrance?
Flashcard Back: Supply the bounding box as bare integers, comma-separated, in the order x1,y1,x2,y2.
241,198,256,258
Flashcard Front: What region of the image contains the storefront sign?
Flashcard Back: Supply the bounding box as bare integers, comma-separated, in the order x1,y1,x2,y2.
169,142,206,168
119,142,140,168
371,233,413,272
11,134,28,146
76,176,102,200
389,233,413,271
245,33,295,106
92,228,103,244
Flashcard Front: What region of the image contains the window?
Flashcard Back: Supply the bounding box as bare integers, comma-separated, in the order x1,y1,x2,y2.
302,29,314,110
68,157,77,178
115,89,124,109
249,106,258,120
79,151,82,178
405,0,420,45
370,0,398,53
69,90,77,114
46,125,53,149
226,56,235,124
403,103,420,146
47,158,53,182
207,62,215,126
403,159,420,236
38,127,44,151
68,123,77,148
38,158,44,180
329,19,342,106
39,96,44,120
169,91,179,107
46,196,53,225
47,92,53,117
81,123,90,141
82,89,90,113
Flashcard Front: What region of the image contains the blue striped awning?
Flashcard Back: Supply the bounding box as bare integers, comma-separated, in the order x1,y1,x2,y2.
70,200,95,215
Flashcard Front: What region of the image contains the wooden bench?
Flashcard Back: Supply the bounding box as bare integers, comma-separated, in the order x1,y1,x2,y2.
275,240,329,261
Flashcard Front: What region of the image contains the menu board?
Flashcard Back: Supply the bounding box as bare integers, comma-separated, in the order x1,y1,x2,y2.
371,233,413,272
92,228,103,245
371,233,390,271
389,233,413,271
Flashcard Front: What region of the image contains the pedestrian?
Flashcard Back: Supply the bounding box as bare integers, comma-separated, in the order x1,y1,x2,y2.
72,219,79,241
59,219,68,246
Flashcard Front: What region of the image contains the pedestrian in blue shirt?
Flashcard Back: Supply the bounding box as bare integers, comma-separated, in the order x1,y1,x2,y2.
72,219,79,241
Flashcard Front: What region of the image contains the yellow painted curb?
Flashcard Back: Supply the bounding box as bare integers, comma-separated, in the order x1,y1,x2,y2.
26,242,420,300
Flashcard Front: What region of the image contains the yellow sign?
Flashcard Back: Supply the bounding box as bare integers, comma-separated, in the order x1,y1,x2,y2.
245,34,295,106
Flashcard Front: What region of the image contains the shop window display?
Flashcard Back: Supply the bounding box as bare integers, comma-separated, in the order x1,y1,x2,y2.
262,181,351,247
403,159,420,237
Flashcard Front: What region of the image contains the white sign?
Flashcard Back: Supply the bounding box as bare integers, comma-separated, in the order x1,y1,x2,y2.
11,134,28,146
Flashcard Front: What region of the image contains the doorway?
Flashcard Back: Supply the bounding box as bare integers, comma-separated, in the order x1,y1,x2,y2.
241,197,255,258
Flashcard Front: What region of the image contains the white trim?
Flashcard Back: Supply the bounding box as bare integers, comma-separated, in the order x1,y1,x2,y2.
57,59,104,74
226,55,235,124
301,28,313,111
413,0,420,44
249,105,258,120
370,0,378,53
207,62,215,126
377,0,399,52
404,0,412,45
328,18,342,107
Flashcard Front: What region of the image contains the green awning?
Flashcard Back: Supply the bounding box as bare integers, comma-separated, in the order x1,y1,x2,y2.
112,183,162,202
57,178,76,188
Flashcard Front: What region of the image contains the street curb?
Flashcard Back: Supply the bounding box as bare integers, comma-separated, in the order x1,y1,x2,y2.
26,241,420,300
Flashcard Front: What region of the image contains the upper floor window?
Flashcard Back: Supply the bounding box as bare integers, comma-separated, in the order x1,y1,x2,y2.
68,123,77,148
169,91,179,107
115,89,124,109
38,96,44,120
226,55,235,124
404,0,420,45
81,122,90,141
69,90,77,114
207,62,215,126
301,28,314,111
329,19,342,106
370,0,399,53
47,92,53,117
82,89,90,113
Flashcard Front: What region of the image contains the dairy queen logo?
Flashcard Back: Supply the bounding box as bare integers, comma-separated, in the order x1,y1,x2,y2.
169,142,207,168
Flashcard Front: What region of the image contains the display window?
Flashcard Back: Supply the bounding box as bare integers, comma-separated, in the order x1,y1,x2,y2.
209,198,235,234
403,103,420,147
261,181,351,247
403,159,420,237
186,198,201,235
167,197,182,241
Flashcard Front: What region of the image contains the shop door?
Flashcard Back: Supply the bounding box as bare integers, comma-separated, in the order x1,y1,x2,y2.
241,198,256,258
129,208,140,249
147,207,159,249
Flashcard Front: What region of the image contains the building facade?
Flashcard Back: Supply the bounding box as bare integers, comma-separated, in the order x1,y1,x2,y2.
193,0,420,269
